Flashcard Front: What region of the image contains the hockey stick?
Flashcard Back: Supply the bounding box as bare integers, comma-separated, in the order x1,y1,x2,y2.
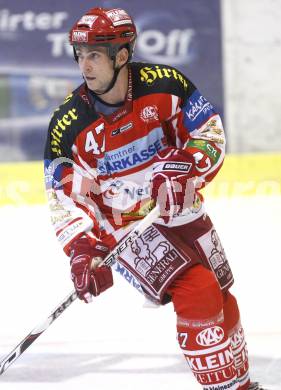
0,205,160,375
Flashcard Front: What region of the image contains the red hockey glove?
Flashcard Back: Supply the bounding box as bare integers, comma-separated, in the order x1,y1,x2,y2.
151,148,196,224
70,237,113,303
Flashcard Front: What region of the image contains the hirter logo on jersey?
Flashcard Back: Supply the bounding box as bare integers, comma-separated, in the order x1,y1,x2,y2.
140,106,159,123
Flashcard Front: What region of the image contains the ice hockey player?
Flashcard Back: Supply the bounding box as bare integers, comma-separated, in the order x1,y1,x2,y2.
44,7,266,390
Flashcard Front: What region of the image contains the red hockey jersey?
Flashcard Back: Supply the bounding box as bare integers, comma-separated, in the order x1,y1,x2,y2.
44,62,225,254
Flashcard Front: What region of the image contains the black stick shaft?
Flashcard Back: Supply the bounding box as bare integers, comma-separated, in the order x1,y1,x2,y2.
0,291,77,375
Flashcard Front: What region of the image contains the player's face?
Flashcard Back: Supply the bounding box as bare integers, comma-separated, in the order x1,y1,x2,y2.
75,45,114,94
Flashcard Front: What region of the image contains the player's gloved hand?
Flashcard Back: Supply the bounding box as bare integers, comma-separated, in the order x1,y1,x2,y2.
151,148,196,224
69,237,113,303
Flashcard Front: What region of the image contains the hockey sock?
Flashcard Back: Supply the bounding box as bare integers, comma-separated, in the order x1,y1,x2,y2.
223,292,250,390
168,265,239,389
177,318,238,389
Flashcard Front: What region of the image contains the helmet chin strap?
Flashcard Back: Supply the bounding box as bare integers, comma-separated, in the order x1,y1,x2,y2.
92,60,127,97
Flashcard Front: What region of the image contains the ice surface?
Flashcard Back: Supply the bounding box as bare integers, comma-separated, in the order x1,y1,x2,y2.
0,197,280,389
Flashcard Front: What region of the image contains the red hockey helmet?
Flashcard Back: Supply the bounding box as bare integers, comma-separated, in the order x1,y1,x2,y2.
69,7,137,61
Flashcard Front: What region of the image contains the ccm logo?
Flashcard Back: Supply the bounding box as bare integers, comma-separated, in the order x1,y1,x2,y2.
196,326,224,347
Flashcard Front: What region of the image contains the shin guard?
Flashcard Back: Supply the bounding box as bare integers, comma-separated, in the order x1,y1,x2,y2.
177,314,239,389
169,265,239,389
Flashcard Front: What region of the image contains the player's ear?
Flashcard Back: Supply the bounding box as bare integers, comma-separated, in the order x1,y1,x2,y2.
116,47,129,67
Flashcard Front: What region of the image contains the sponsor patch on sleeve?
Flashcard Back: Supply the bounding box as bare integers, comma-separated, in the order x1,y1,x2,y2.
184,140,221,163
44,159,63,190
183,90,216,132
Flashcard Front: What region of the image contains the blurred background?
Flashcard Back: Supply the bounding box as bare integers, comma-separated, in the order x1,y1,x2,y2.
0,1,281,388
0,0,280,204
